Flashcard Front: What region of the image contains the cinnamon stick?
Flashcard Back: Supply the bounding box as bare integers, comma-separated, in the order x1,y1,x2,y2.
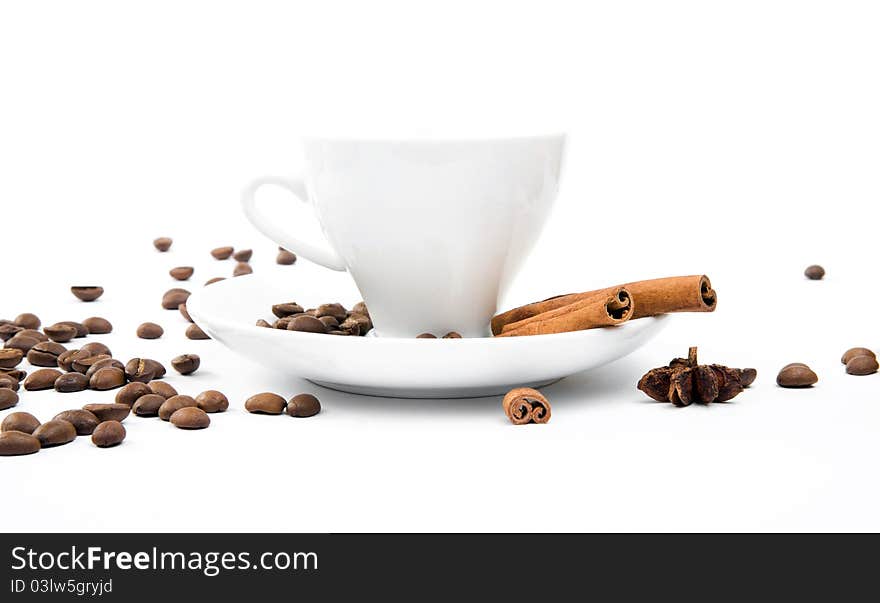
496,287,632,337
492,275,716,336
502,387,551,425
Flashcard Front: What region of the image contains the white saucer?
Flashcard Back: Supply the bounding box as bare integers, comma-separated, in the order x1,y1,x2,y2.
186,272,668,398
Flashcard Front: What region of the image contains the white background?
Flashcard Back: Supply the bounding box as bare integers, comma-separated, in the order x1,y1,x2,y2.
1,0,879,531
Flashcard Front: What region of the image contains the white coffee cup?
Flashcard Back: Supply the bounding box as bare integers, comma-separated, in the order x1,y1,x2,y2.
241,135,566,337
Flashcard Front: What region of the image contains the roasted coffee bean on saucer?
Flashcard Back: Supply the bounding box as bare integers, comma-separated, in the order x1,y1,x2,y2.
71,286,104,302
82,316,113,334
272,303,304,318
288,316,326,334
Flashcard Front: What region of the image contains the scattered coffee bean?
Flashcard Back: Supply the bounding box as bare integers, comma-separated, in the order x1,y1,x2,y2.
136,322,164,339
0,323,23,341
124,358,165,383
33,419,77,447
53,409,100,435
272,303,304,318
148,380,178,399
159,395,198,421
132,394,166,417
205,277,225,286
211,246,234,260
256,319,271,328
24,368,63,391
19,329,48,342
804,265,825,280
54,372,89,393
0,368,25,383
289,315,326,334
116,382,152,406
92,421,126,447
179,303,193,322
170,266,194,281
846,355,879,376
82,316,113,334
185,324,210,340
0,375,20,392
739,368,758,387
58,321,89,338
352,301,368,317
316,303,348,321
777,363,818,388
14,313,41,329
233,262,253,276
153,237,173,252
195,390,228,413
841,347,875,364
0,431,41,456
5,335,40,354
233,249,252,262
73,353,111,374
162,288,191,310
340,313,371,335
319,316,339,329
171,354,200,375
83,403,130,423
89,367,126,390
0,348,23,368
2,412,40,434
245,393,286,414
71,286,104,302
273,317,294,329
84,358,124,379
27,341,67,367
0,388,18,410
276,249,296,265
443,332,462,339
80,342,112,357
286,393,321,418
416,333,437,339
170,406,211,429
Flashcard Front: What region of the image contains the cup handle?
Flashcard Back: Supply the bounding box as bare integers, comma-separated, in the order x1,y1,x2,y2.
240,176,347,271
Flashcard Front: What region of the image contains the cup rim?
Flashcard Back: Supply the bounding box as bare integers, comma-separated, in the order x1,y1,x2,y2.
301,132,567,145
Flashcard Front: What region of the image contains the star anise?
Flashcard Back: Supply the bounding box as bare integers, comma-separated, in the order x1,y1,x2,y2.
638,347,756,406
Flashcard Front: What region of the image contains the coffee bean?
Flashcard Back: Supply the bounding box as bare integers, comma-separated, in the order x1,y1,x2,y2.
132,394,165,417
71,286,104,302
211,246,234,260
846,355,879,376
0,348,23,368
136,322,164,339
443,332,462,339
19,329,48,342
804,265,825,280
0,375,20,392
92,421,126,447
0,323,23,341
319,316,339,329
179,303,193,322
33,419,77,447
276,249,296,265
0,431,41,456
27,341,67,367
5,335,40,354
124,358,165,383
0,388,18,410
170,406,211,429
286,393,321,418
340,313,371,335
316,303,348,321
162,288,191,310
195,390,228,413
14,313,41,329
841,347,875,364
83,403,130,423
73,353,111,374
57,321,89,338
777,363,818,388
328,330,349,335
273,317,293,329
337,318,361,335
171,354,200,375
185,324,210,340
2,412,40,434
89,367,126,390
82,316,112,334
272,302,304,318
739,368,758,387
80,342,112,357
288,315,326,334
170,266,194,281
256,319,271,328
54,372,89,393
148,380,178,399
205,277,225,286
416,333,437,339
24,368,62,391
159,395,198,421
116,382,152,406
233,262,253,276
0,368,26,382
352,301,368,317
153,237,173,252
245,392,286,414
233,249,252,262
84,358,124,379
53,409,100,435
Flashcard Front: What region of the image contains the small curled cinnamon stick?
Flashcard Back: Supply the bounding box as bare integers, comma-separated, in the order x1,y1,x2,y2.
497,287,632,337
502,388,551,425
